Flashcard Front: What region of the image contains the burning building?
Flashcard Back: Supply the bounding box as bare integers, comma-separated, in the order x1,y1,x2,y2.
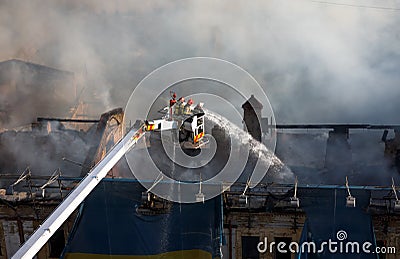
0,60,400,259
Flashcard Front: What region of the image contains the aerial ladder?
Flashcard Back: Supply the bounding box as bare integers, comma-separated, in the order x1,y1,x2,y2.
12,94,207,259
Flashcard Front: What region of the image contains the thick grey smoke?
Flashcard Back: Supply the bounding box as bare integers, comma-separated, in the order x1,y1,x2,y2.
0,127,92,189
1,0,399,124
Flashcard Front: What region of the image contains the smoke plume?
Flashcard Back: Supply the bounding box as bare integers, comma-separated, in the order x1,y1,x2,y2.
0,0,399,124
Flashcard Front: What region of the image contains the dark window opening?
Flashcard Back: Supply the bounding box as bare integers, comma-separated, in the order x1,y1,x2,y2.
274,237,292,259
49,228,65,258
242,236,260,259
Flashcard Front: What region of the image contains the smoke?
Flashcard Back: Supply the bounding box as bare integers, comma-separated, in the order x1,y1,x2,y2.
0,60,78,129
205,109,295,183
0,0,399,124
0,128,91,188
1,1,400,186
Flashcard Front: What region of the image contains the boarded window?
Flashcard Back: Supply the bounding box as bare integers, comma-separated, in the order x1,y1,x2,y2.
242,236,260,259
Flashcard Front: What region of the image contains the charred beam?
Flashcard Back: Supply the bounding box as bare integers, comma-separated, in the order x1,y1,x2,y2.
37,117,99,123
263,123,400,130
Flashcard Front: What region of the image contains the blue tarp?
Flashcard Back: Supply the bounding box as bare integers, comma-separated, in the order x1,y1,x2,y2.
62,180,222,258
297,188,378,258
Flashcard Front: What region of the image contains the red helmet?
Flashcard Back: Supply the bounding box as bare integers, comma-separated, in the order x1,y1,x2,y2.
187,98,194,105
179,97,185,102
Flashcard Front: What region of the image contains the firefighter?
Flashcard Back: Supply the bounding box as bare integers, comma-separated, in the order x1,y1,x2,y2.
193,102,204,114
169,92,177,119
175,97,185,115
184,98,194,114
169,91,177,107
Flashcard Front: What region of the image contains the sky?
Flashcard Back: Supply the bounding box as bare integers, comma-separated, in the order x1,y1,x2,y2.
1,0,399,124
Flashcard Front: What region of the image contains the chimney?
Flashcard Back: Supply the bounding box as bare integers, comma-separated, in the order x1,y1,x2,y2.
242,95,263,142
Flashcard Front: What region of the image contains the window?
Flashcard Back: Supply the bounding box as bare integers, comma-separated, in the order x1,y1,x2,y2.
49,229,65,258
274,237,292,259
242,236,260,259
198,125,204,134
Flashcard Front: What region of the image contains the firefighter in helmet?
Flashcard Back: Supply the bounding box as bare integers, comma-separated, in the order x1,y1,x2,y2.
175,97,185,115
184,98,194,114
169,91,177,119
169,91,177,107
193,102,204,114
